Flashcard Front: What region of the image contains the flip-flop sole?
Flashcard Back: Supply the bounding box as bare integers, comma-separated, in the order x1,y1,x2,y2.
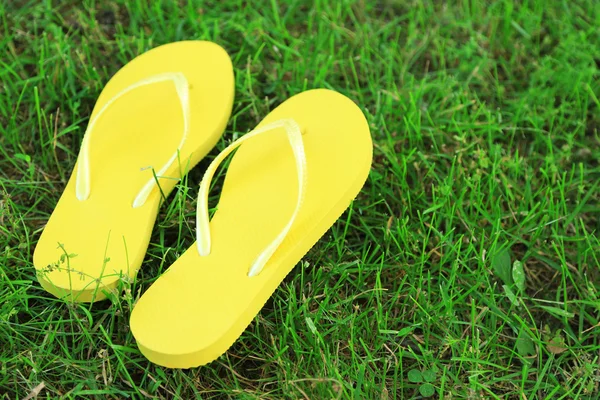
33,41,234,302
130,89,372,367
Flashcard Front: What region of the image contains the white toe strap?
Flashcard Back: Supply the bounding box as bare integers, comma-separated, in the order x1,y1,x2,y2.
75,72,190,208
195,118,306,277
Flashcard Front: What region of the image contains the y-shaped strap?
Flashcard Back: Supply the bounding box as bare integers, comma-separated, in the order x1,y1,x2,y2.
195,119,306,277
75,72,190,208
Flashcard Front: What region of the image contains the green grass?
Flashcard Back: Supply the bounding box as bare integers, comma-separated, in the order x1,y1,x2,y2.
1,0,599,398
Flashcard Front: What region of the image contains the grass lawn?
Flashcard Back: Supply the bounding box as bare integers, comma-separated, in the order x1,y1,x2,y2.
1,0,599,398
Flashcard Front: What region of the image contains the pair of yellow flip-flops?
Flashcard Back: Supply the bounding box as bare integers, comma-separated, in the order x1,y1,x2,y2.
33,41,372,368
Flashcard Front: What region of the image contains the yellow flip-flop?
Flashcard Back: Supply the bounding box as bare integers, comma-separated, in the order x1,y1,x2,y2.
130,89,372,368
33,41,234,302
